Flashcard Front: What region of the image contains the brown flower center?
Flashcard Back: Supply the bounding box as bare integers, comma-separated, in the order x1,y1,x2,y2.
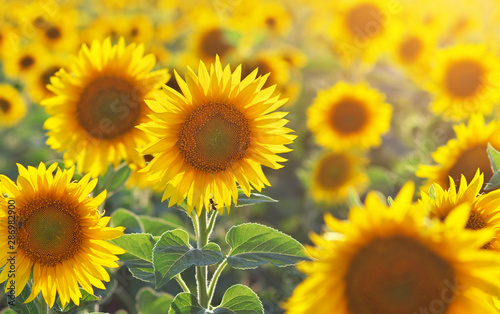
266,17,277,29
19,55,35,69
199,28,233,60
315,153,351,189
399,36,423,63
45,26,61,40
330,97,368,134
17,198,83,266
33,16,47,29
445,59,484,98
346,236,455,314
77,77,143,139
130,27,139,38
346,3,384,37
0,98,11,113
178,102,251,174
465,210,487,230
446,145,492,190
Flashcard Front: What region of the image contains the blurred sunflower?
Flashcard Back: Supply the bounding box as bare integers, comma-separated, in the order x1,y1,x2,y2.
307,82,392,151
121,14,154,44
329,0,399,65
308,151,368,205
420,171,500,250
139,57,296,215
427,44,500,121
0,84,27,127
34,9,80,53
27,56,67,103
185,25,236,65
0,163,125,308
229,0,292,37
3,43,47,80
389,20,437,80
42,38,170,177
417,115,500,192
283,183,500,313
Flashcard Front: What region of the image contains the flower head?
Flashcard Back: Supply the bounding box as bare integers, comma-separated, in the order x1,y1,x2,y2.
140,56,296,215
42,38,170,176
0,163,125,308
283,183,500,313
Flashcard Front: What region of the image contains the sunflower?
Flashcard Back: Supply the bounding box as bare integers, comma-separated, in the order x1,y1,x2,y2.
41,38,169,177
416,114,500,192
3,43,47,80
427,44,500,121
308,150,368,205
283,182,500,313
328,0,399,65
27,55,67,103
0,84,27,128
33,8,79,53
229,0,292,37
389,20,438,81
185,25,237,66
0,163,125,308
307,81,392,151
139,56,296,215
420,171,500,250
121,14,154,45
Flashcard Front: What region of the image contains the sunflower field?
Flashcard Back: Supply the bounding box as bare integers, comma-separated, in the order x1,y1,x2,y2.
2,0,500,313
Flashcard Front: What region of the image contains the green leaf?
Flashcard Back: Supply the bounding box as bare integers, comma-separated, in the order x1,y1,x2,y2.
488,143,500,173
0,309,17,314
153,229,223,288
168,293,207,314
5,281,38,314
108,164,132,191
140,215,194,239
108,233,156,283
485,172,500,191
2,278,39,314
213,285,263,314
111,208,144,234
234,191,277,207
136,287,175,314
226,223,309,269
53,289,100,313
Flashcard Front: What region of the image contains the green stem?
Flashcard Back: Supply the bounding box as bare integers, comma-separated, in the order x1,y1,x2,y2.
206,210,218,240
190,210,200,240
206,259,228,306
195,210,209,308
34,294,50,314
175,274,191,293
